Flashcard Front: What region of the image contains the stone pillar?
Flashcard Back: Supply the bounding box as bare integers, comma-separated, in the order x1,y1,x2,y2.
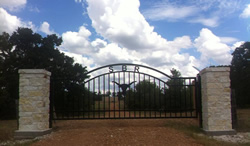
200,67,236,135
15,69,52,139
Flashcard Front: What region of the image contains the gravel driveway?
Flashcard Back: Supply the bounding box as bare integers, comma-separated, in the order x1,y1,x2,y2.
31,119,202,146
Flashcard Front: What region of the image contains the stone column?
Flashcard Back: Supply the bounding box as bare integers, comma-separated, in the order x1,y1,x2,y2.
15,69,52,139
200,67,236,135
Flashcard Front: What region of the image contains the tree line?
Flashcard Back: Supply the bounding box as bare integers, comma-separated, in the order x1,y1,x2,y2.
0,27,249,119
0,28,89,119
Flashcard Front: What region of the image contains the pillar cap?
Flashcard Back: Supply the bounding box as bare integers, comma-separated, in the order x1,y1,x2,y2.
18,69,51,76
200,67,230,75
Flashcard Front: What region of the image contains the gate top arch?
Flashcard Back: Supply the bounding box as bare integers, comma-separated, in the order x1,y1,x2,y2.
86,63,172,79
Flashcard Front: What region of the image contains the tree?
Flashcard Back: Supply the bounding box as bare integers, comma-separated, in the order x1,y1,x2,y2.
164,68,194,110
125,80,162,110
0,28,89,119
231,42,250,107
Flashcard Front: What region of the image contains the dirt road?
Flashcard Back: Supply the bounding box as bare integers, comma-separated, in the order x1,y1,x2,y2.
32,119,202,146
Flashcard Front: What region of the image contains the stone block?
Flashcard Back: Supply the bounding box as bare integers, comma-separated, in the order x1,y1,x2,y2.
19,112,33,117
19,104,35,112
19,79,29,86
19,124,37,131
36,101,45,107
37,122,49,130
200,67,234,135
19,117,33,125
28,91,44,97
18,69,51,138
30,79,46,86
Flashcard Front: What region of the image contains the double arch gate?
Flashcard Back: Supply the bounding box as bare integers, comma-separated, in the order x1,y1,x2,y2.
50,63,201,123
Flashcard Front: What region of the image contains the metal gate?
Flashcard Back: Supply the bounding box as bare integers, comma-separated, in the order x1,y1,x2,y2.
50,63,201,123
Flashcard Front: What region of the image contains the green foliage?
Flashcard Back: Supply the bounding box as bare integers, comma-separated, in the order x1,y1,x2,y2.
231,42,250,107
0,27,89,119
165,69,194,110
125,80,163,110
124,69,195,111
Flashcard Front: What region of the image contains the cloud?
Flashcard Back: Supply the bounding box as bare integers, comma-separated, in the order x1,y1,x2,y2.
142,0,242,27
219,37,238,44
28,6,40,13
85,0,198,77
61,26,92,54
240,4,250,18
87,0,167,50
91,38,107,48
0,0,26,11
93,43,135,66
0,8,22,33
231,41,244,51
39,22,55,35
189,17,219,27
143,5,199,21
0,8,35,34
61,51,94,68
194,28,232,65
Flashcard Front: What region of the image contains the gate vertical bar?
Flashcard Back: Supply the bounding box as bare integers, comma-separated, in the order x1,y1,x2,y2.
93,79,95,118
143,75,146,117
49,79,54,128
83,83,85,118
88,82,90,118
149,76,151,117
113,73,116,118
98,77,100,118
139,73,141,117
123,72,126,118
154,78,156,117
108,74,111,118
128,72,131,118
197,74,202,128
103,75,105,118
118,72,121,118
179,79,182,117
184,79,187,117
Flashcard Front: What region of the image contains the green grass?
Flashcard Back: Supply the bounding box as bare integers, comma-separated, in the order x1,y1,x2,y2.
0,120,17,141
0,120,37,146
164,119,250,146
236,108,250,132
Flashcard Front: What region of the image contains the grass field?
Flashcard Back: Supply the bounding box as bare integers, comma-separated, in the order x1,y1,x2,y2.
0,120,17,141
236,108,250,132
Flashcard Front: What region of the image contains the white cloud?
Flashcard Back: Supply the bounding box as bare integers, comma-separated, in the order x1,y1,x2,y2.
142,0,242,27
143,5,199,21
0,8,22,33
85,0,198,77
28,6,40,13
61,26,92,54
231,41,244,51
194,28,232,65
91,38,107,48
220,37,238,44
87,0,167,50
0,8,35,34
189,17,219,27
39,22,55,35
93,43,135,66
0,0,26,11
62,51,94,68
240,4,250,18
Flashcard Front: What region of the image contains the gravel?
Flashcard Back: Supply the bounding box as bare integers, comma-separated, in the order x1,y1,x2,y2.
212,132,250,143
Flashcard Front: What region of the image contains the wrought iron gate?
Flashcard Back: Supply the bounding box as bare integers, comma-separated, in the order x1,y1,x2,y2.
50,63,201,123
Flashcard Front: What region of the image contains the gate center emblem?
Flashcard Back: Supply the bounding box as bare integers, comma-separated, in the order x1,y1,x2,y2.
112,81,136,97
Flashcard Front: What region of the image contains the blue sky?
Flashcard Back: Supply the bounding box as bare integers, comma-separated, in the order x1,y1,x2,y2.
0,0,250,76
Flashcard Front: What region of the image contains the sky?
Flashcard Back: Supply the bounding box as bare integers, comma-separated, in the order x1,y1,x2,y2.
0,0,250,77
